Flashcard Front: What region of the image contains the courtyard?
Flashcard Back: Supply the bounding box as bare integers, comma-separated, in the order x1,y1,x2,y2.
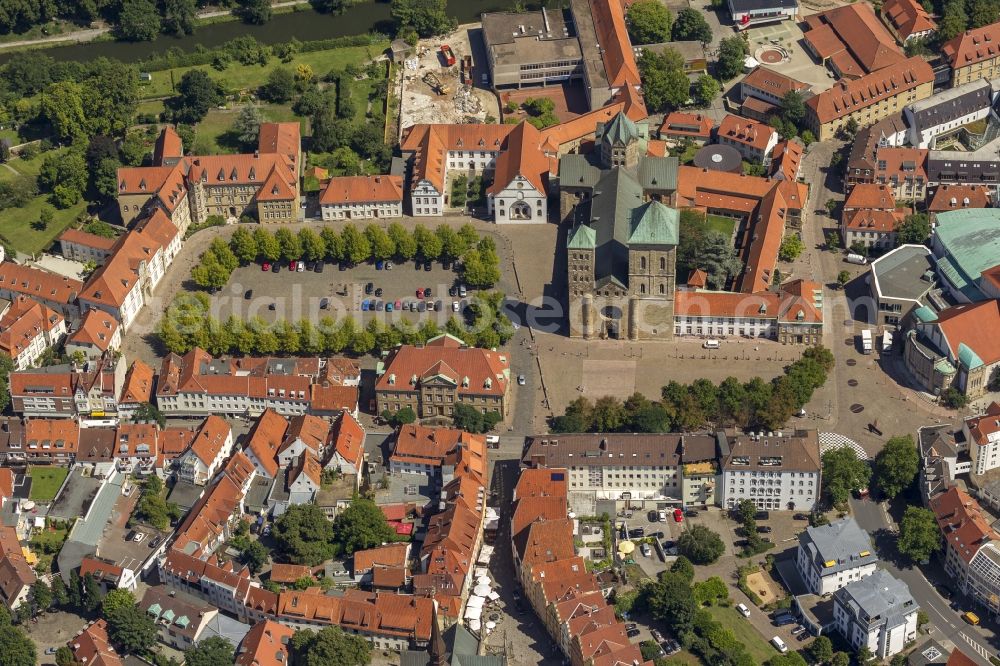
743,19,837,93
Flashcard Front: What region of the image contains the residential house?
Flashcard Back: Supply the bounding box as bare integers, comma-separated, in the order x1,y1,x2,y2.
235,620,294,666
721,429,822,511
141,585,220,650
59,228,118,264
114,423,160,476
352,543,411,585
276,415,329,468
375,334,511,419
389,424,485,478
8,353,126,418
842,183,908,250
286,451,322,502
0,263,81,318
966,402,1000,475
22,418,80,465
326,411,365,489
930,486,1000,606
715,114,779,164
177,415,234,486
319,175,403,221
929,185,991,213
833,569,918,659
117,359,155,421
882,0,936,43
0,295,66,370
0,525,34,610
805,58,935,141
243,408,288,480
942,21,1000,86
65,309,121,362
797,517,878,595
70,620,123,666
657,112,715,145
79,556,138,593
740,67,811,121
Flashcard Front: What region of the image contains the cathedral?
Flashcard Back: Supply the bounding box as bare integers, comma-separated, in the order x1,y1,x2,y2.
560,112,680,340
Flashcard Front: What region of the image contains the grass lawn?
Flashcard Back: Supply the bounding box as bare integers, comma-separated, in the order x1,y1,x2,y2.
0,147,87,255
29,521,69,573
137,99,166,118
139,43,389,100
28,467,69,502
705,605,778,663
191,103,307,155
705,214,737,238
663,651,702,665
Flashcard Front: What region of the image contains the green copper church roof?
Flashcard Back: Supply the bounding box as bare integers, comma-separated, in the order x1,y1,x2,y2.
629,200,679,245
958,342,984,369
913,306,937,323
600,112,640,146
567,224,597,249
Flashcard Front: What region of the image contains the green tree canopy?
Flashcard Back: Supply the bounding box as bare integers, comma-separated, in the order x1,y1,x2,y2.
290,626,371,666
693,75,721,107
821,447,871,506
391,0,455,37
274,503,335,566
872,435,919,499
673,8,712,42
669,555,695,582
264,67,297,103
677,524,725,564
172,70,223,124
331,497,399,556
896,213,930,245
716,36,748,81
637,48,690,113
115,0,161,41
0,624,35,666
626,0,673,44
647,571,697,633
184,636,234,666
898,506,941,562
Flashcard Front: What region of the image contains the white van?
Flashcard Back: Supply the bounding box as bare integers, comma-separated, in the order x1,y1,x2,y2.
703,338,721,349
846,253,868,265
736,603,751,618
771,637,788,653
485,435,500,448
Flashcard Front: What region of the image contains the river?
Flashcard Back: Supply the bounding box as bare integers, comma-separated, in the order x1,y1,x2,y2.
0,0,520,65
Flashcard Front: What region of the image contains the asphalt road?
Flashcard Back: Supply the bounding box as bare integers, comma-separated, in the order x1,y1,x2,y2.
850,496,996,664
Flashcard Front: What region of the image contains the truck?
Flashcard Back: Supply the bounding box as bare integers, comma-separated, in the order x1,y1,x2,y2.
461,55,473,85
861,329,873,354
440,44,456,66
882,330,893,352
422,71,450,95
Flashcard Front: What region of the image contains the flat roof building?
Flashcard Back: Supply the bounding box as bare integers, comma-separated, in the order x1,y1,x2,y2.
868,244,938,327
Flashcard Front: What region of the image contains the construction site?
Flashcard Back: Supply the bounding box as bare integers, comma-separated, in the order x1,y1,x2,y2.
396,25,500,132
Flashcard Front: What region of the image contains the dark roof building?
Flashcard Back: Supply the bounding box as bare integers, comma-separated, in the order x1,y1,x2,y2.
904,79,992,148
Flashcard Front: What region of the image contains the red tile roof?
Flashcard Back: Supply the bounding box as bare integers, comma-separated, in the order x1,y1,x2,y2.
843,208,905,232
257,122,301,170
71,620,123,666
0,263,82,306
806,57,934,124
67,309,118,352
803,3,905,75
0,296,64,359
391,425,484,468
331,411,365,469
658,112,714,140
845,183,897,210
935,300,1000,366
236,620,294,666
742,66,810,99
154,126,184,164
401,124,515,193
376,334,510,397
590,0,640,88
245,409,288,478
120,359,154,406
187,415,231,466
353,543,410,573
929,184,991,212
943,22,1000,69
0,525,35,605
59,228,118,252
966,402,1000,446
930,485,998,563
770,140,803,181
487,121,550,195
320,175,403,204
539,86,648,149
269,563,314,584
883,0,936,40
718,114,776,151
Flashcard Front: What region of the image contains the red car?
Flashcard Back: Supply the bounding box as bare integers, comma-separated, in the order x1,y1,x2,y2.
673,509,684,523
289,261,297,270
394,299,402,310
262,262,271,271
416,287,425,298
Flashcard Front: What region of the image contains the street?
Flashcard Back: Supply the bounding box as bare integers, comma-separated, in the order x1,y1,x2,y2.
851,496,996,664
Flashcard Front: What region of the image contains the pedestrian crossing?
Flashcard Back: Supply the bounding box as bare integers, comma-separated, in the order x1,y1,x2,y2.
960,631,991,660
819,432,869,460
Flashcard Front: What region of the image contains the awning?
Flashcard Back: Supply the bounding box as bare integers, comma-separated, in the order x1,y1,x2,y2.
464,606,483,620
466,595,485,608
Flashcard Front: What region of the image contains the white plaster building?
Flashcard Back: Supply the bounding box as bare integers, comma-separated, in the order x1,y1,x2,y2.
967,402,1000,475
319,175,404,221
833,570,919,660
720,430,822,511
176,416,234,486
904,80,992,149
0,296,66,370
796,517,878,595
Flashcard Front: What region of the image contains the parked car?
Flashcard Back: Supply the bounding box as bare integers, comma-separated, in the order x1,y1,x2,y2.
626,629,641,638
673,508,684,522
662,640,681,656
394,299,402,310
517,374,526,385
268,303,276,311
641,543,651,557
315,262,324,273
149,536,162,549
449,286,458,296
425,287,432,298
661,540,675,549
366,282,375,295
452,301,460,312
647,531,664,539
272,263,280,273
261,524,271,537
361,300,370,311
459,284,468,297
626,623,638,632
376,301,384,311
793,513,809,521
757,526,773,533
628,527,645,538
736,603,751,618
305,261,315,271
657,510,667,521
771,637,788,653
424,260,433,271
132,532,145,543
685,509,699,517
386,302,394,312
244,289,253,299
386,261,393,270
755,511,770,521
320,298,329,309
376,260,384,270
262,262,271,271
650,629,664,643
418,301,427,312
773,615,795,627
45,648,57,655
375,287,383,297
485,435,500,448
417,287,425,298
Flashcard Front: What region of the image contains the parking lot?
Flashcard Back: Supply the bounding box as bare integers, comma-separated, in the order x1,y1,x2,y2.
95,488,168,572
206,258,478,325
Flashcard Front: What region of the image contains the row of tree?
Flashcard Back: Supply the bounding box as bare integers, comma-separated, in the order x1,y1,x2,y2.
552,346,835,433
191,222,501,290
157,290,514,357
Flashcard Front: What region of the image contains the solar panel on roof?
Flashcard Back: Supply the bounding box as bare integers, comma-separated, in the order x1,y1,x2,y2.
551,472,565,481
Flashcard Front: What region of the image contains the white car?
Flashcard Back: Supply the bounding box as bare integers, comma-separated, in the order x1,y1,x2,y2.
517,374,526,385
771,637,788,653
132,532,145,543
452,301,460,312
657,510,667,522
296,262,305,272
736,603,750,618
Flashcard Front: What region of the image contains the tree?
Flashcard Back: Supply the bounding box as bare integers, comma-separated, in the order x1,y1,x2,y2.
898,506,941,563
698,231,741,289
0,625,35,666
781,90,806,128
365,225,395,261
896,212,930,245
83,59,140,138
693,75,721,107
831,653,850,666
939,1,969,41
115,0,161,41
970,0,1000,27
230,227,258,265
234,105,264,147
673,8,712,42
941,387,968,409
290,626,371,666
767,655,808,666
81,573,102,613
102,589,136,618
30,579,52,614
254,227,281,262
172,70,223,124
273,504,335,565
237,0,272,24
626,0,673,44
413,224,442,259
821,447,871,506
163,0,197,35
240,539,268,574
50,575,69,608
779,234,804,261
340,223,371,265
39,150,87,208
104,603,156,655
669,555,695,582
677,524,725,564
184,636,234,666
638,49,691,113
462,249,501,288
275,228,303,262
857,646,875,666
391,0,455,37
692,576,728,606
382,406,416,426
311,97,352,152
716,36,748,81
264,67,297,103
40,81,88,144
55,646,76,666
647,571,697,633
872,435,919,499
298,228,326,263
388,222,417,260
837,270,851,288
808,636,834,665
191,253,231,290
331,497,399,556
